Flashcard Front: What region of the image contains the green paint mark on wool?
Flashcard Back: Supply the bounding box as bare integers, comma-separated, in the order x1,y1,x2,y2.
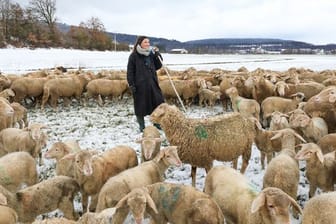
158,185,181,213
194,125,208,139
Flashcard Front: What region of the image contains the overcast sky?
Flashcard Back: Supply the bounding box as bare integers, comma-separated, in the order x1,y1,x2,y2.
16,0,336,44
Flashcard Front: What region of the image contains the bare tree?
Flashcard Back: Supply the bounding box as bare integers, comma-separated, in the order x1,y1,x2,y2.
0,0,11,42
28,0,59,43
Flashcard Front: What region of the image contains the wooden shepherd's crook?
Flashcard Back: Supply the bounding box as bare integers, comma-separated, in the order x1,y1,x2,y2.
157,56,187,113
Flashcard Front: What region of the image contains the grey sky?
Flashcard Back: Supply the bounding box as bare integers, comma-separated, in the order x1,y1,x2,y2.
16,0,336,44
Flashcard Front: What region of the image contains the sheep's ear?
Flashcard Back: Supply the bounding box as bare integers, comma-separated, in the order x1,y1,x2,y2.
270,131,282,141
316,150,324,163
285,192,303,214
144,189,158,214
115,194,129,209
293,132,306,143
251,192,266,213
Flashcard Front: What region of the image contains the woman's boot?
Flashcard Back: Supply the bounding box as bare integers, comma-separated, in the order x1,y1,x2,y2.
136,115,145,132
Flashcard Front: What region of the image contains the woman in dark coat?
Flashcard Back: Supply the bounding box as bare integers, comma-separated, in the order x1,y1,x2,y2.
127,36,164,132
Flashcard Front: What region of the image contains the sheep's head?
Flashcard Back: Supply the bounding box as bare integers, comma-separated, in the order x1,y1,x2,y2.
155,146,182,167
44,142,68,159
136,137,163,160
150,103,181,124
295,143,324,163
115,187,158,224
251,187,302,224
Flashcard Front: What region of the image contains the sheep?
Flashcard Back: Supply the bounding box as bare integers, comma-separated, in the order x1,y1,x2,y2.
262,128,305,218
10,76,52,106
44,140,81,177
304,86,336,132
198,88,221,107
251,75,276,104
295,143,336,198
77,208,116,224
261,92,305,127
0,123,47,159
0,192,17,224
0,88,15,100
150,103,255,187
225,86,261,121
289,113,328,142
135,125,162,162
85,79,129,106
32,218,76,224
95,146,182,224
0,175,80,223
115,182,225,224
41,73,91,110
317,133,336,154
301,191,336,224
0,152,38,192
204,165,302,224
0,75,12,92
64,145,138,212
269,111,289,131
10,102,28,128
0,97,14,131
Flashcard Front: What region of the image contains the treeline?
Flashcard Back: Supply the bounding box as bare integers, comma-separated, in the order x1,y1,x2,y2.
0,0,129,51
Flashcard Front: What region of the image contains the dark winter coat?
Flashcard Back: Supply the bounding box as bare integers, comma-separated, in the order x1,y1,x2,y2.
127,51,164,116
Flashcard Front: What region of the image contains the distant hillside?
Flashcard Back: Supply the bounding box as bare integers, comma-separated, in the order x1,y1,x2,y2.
57,23,336,54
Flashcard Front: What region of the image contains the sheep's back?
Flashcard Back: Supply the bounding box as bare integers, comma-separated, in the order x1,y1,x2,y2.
165,113,255,167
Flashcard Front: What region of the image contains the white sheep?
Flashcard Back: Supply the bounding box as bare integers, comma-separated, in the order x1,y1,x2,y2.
0,152,38,192
77,208,116,224
301,191,336,224
64,145,138,212
150,103,255,187
225,86,261,121
295,143,336,198
204,165,302,224
9,102,28,129
115,182,225,224
95,146,182,224
0,88,15,100
0,123,47,159
289,113,328,143
44,140,81,177
32,217,76,224
198,88,221,107
262,128,305,218
0,192,17,224
269,111,289,131
0,176,80,223
261,92,305,127
135,125,162,162
85,79,129,106
0,97,14,131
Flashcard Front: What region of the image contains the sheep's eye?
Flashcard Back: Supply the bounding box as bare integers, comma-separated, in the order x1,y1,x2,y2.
268,204,274,209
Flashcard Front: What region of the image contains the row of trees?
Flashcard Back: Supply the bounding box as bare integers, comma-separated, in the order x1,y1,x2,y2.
0,0,128,50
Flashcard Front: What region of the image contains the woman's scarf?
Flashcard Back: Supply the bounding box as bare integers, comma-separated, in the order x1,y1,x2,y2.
136,44,153,56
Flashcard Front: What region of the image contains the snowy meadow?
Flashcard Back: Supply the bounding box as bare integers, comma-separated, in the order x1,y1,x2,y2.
1,48,336,223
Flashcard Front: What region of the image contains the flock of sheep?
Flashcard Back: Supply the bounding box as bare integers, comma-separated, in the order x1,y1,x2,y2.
0,65,336,223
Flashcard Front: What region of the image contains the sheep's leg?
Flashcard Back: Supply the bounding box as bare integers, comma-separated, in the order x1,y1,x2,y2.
191,166,197,187
89,194,99,212
232,158,238,170
97,94,103,107
82,191,89,213
112,207,129,224
60,197,78,220
309,185,316,198
240,148,251,174
260,152,266,170
266,152,273,166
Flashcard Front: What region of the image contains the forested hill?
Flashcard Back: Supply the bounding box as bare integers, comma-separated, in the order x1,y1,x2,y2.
105,31,336,54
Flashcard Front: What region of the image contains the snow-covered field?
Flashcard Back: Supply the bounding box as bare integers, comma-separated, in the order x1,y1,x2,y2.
1,48,335,223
